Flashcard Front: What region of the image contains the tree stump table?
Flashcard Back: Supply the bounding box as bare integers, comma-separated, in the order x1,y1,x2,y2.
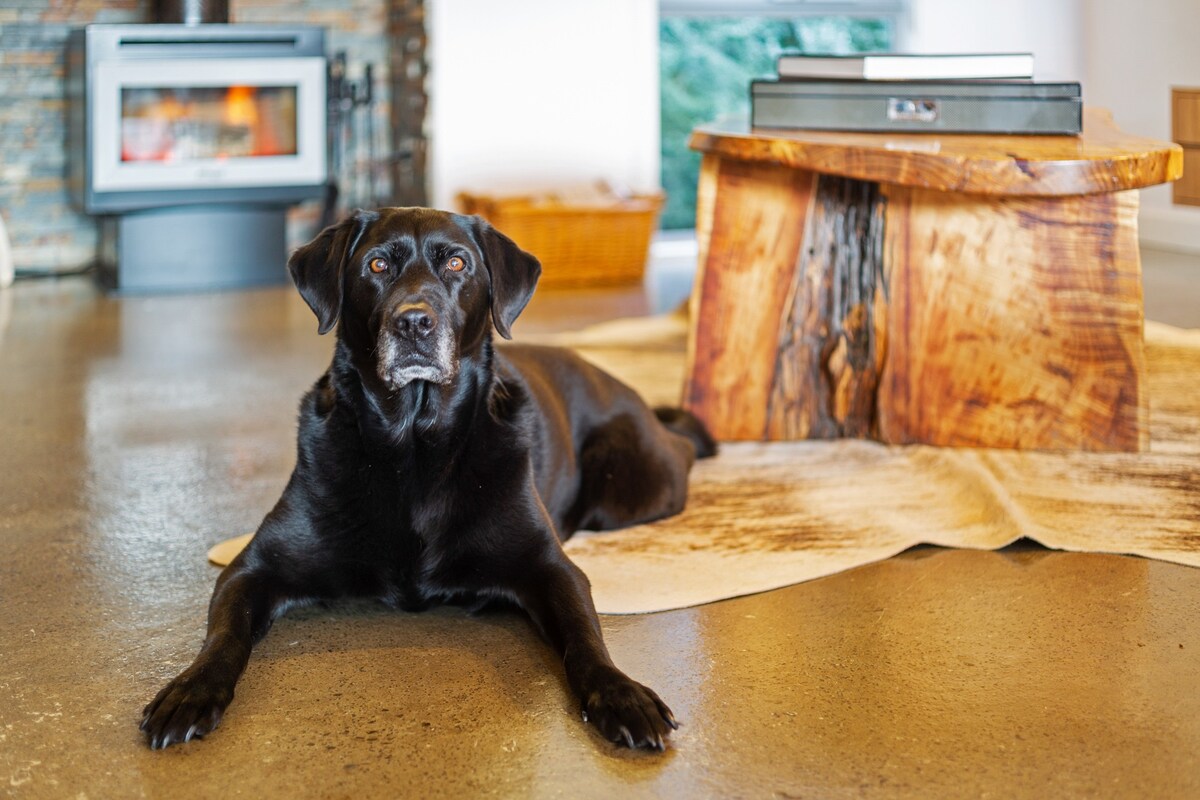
683,109,1182,451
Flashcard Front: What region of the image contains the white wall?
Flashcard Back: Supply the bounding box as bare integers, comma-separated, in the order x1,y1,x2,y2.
428,0,1087,213
899,0,1084,82
426,0,660,211
1084,0,1200,254
904,0,1200,253
427,0,1197,253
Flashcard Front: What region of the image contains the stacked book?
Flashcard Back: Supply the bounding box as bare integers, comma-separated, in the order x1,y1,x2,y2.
751,52,1082,135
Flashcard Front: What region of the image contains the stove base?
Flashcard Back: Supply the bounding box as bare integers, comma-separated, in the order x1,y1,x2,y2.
99,204,290,293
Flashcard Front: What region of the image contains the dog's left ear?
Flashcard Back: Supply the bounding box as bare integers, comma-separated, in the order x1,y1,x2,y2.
288,211,376,335
472,217,542,340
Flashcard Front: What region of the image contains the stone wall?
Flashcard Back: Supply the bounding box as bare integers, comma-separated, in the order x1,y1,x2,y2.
0,1,145,271
0,0,392,273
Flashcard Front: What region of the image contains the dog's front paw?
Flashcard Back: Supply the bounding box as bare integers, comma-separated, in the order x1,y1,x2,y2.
140,669,233,750
582,671,678,751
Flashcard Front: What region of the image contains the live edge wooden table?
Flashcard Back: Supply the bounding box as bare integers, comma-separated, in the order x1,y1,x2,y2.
683,109,1183,452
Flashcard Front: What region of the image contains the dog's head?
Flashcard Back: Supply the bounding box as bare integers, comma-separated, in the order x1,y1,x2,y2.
288,208,541,390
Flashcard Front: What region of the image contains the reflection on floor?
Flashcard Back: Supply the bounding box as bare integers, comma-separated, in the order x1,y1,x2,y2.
0,245,1197,798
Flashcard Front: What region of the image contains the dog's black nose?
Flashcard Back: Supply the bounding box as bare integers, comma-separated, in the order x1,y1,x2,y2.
393,303,437,338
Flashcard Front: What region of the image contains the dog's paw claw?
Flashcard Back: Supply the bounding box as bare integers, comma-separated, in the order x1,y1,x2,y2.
618,725,634,748
582,674,677,751
140,671,231,750
661,703,680,730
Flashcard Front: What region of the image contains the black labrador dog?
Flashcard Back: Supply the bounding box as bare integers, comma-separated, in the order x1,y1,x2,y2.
140,207,715,751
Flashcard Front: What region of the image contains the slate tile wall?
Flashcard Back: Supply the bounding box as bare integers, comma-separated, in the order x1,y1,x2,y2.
0,0,389,272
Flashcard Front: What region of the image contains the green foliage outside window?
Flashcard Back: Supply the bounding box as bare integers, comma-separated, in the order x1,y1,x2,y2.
659,17,892,229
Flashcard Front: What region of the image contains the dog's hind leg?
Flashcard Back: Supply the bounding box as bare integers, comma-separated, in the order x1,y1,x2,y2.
565,412,700,536
140,554,302,749
653,406,717,459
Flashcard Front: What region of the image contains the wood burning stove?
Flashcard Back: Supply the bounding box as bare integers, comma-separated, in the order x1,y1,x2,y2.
67,24,327,292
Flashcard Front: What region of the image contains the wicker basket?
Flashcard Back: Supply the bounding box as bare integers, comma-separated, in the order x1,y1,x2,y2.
457,190,665,289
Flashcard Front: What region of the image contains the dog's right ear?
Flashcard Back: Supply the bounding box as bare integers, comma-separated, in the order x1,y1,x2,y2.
288,212,375,335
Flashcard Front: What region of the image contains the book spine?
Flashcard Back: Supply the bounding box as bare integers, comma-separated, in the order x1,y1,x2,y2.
776,54,1035,82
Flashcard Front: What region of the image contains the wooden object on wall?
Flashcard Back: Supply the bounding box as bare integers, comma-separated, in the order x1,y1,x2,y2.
685,109,1182,452
387,0,429,206
1172,87,1200,206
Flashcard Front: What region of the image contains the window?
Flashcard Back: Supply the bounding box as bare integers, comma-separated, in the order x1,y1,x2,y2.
659,2,900,229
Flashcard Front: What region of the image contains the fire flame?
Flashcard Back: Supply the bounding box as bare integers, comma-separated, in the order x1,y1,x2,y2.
121,85,296,162
223,85,258,128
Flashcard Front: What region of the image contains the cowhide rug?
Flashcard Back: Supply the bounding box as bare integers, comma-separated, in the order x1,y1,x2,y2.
210,313,1200,614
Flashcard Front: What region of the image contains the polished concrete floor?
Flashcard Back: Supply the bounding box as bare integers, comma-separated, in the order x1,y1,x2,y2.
1,248,1199,798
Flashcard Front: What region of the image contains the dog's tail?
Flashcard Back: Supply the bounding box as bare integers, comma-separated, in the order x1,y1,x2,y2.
654,407,718,459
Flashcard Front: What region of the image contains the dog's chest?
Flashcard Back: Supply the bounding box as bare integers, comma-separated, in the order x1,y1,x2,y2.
308,387,536,607
338,455,470,604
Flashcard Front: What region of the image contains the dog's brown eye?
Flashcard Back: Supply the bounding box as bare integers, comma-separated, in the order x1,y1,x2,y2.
446,256,465,272
369,257,388,274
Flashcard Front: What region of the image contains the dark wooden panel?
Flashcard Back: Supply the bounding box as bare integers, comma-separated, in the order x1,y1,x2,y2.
765,175,887,440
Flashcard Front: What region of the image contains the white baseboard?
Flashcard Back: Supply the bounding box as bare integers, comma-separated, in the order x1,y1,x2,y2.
650,232,699,260
1140,207,1200,255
